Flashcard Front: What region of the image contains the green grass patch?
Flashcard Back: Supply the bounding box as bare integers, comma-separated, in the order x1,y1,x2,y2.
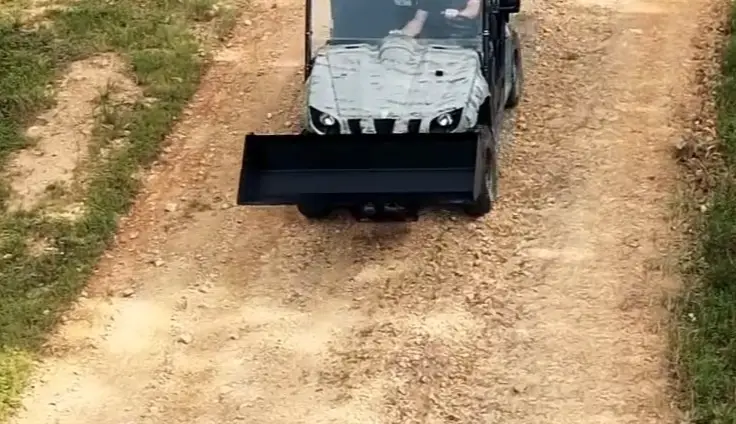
0,0,238,418
677,4,736,423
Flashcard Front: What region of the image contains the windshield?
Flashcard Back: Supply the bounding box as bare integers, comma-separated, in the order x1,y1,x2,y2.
310,0,482,55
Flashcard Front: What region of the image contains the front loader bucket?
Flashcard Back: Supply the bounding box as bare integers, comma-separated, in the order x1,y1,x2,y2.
236,132,485,207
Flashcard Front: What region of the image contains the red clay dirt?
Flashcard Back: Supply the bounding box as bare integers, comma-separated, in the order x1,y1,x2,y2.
9,0,718,422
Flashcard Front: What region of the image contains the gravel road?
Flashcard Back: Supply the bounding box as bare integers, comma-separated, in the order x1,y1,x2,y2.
10,0,716,422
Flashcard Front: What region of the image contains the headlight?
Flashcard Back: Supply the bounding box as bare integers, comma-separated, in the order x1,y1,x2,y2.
319,113,336,126
430,108,463,133
436,113,453,127
309,107,340,134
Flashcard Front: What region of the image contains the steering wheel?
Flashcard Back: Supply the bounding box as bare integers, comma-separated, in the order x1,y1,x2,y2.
384,30,420,45
387,29,410,37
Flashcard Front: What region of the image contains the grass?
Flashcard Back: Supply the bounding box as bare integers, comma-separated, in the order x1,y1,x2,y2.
676,3,736,423
0,0,239,418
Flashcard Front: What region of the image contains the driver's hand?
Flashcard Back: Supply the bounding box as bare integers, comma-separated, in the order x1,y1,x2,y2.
442,8,460,18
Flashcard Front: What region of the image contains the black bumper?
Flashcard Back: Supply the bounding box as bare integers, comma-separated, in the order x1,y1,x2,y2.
236,131,486,207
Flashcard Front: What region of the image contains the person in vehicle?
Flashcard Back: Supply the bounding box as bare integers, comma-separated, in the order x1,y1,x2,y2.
332,0,414,40
393,0,481,38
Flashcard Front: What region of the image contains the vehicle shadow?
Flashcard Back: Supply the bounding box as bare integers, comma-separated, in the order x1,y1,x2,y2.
271,204,478,280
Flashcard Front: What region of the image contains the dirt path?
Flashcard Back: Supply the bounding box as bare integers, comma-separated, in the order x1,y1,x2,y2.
9,0,714,422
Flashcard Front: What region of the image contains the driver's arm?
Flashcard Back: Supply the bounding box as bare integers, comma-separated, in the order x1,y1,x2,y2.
401,9,429,37
458,0,480,18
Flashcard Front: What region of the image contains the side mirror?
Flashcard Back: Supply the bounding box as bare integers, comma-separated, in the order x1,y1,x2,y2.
499,0,519,13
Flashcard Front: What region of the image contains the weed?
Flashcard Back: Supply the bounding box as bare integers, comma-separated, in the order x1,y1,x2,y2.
677,4,736,423
0,0,237,417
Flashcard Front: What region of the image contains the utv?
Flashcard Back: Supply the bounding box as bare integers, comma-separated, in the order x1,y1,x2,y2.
236,0,523,221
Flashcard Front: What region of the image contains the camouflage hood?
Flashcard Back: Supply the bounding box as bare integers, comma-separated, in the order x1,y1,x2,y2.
306,39,489,122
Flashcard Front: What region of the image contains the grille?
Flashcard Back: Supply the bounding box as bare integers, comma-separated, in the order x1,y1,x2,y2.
348,119,362,134
374,119,395,134
407,119,421,133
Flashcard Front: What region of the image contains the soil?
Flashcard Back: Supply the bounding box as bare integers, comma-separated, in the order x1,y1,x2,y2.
8,0,720,422
6,53,140,213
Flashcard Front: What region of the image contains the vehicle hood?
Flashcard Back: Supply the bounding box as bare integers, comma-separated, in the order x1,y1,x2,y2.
306,42,488,120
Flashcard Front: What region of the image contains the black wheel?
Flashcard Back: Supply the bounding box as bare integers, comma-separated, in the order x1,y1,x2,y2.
505,40,523,109
296,201,331,219
464,127,498,217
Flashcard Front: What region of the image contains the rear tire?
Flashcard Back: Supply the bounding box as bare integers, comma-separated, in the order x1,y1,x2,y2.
297,201,331,219
464,127,498,217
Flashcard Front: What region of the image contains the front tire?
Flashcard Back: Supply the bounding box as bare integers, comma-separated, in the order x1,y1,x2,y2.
297,201,331,219
464,127,498,217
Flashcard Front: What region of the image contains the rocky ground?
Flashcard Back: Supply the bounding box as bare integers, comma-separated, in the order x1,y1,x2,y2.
7,0,721,421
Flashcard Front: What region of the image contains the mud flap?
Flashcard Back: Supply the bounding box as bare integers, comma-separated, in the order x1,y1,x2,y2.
236,132,486,207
